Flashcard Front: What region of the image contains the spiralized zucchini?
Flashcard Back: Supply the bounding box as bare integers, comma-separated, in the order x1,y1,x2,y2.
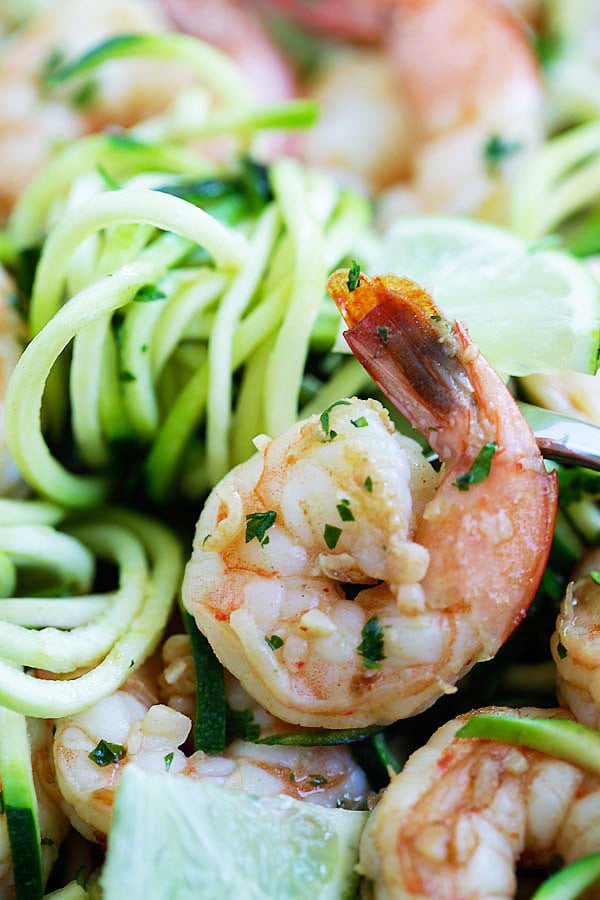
0,501,182,718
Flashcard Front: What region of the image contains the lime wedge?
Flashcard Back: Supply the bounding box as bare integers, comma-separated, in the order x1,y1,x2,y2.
101,767,368,900
362,217,600,376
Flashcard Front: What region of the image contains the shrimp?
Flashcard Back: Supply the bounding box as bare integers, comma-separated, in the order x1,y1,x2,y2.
281,0,543,215
0,0,190,215
0,267,25,497
359,707,600,900
552,547,600,729
1,718,69,896
182,273,557,729
162,0,296,104
53,659,369,843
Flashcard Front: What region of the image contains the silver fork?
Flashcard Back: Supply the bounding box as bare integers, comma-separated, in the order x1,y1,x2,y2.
520,403,600,471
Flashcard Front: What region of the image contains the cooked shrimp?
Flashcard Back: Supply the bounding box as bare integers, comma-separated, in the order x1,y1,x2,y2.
53,663,369,843
360,707,600,900
0,0,190,215
289,0,543,215
552,547,600,729
162,0,296,104
1,718,69,896
183,274,557,729
0,266,25,496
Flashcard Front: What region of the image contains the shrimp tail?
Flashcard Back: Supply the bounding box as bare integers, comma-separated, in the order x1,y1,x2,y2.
327,270,472,444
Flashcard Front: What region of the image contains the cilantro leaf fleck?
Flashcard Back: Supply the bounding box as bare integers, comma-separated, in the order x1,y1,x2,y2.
337,499,355,522
377,326,388,342
483,134,523,175
88,739,126,767
265,634,284,651
364,476,373,493
164,752,174,772
347,260,361,292
245,511,276,546
453,443,497,491
309,774,328,787
351,416,368,428
590,571,600,585
357,617,386,669
324,524,342,550
319,400,351,442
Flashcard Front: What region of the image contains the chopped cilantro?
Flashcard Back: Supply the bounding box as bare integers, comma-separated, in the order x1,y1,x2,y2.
133,285,166,303
88,739,126,767
336,499,355,522
453,443,497,491
357,617,386,669
377,326,388,342
324,524,342,550
309,774,328,787
557,641,568,660
590,571,600,585
347,260,361,292
164,752,174,772
364,476,373,492
430,314,442,322
265,634,284,651
351,416,368,428
289,772,296,782
202,534,212,547
119,371,136,383
245,511,276,546
319,400,351,441
39,48,66,87
71,78,99,109
483,134,523,175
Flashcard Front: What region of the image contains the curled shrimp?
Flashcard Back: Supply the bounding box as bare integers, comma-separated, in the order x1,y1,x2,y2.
53,658,369,843
1,719,69,895
0,267,25,496
0,0,189,214
552,548,600,729
182,273,556,729
359,707,600,900
280,0,543,213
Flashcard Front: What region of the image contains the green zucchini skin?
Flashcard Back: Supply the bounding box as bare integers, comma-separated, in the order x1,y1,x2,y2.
183,612,227,754
0,708,43,900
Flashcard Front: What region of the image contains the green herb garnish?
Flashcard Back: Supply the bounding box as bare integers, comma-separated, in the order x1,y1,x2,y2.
590,571,600,585
265,634,284,651
347,260,361,292
483,134,523,175
133,285,166,303
245,511,276,546
357,617,385,669
364,476,373,493
337,499,355,522
351,417,368,428
377,326,388,342
324,524,342,550
453,442,497,491
71,78,99,109
319,400,351,441
88,739,126,767
309,775,328,787
164,752,174,772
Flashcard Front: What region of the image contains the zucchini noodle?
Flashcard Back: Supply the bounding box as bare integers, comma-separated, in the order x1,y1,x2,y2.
0,508,182,718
